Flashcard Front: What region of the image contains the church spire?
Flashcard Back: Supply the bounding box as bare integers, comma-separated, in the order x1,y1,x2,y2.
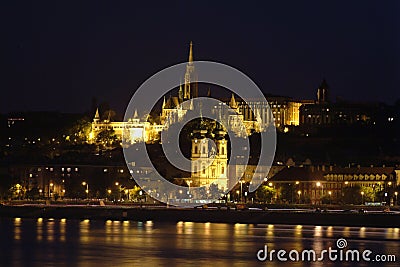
229,93,238,109
178,80,183,102
188,41,193,63
94,108,100,122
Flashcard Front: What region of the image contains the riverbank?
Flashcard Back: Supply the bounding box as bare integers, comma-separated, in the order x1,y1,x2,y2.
1,204,399,227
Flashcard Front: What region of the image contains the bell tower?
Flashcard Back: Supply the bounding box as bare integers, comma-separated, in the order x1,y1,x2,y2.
184,41,198,99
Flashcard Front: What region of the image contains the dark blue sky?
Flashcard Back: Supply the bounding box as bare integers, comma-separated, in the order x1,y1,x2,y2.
1,1,399,114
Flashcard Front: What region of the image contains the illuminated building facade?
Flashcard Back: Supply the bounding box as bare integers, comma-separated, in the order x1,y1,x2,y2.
190,122,228,190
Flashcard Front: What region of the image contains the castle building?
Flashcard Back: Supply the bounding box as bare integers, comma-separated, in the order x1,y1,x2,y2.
89,42,319,145
90,108,162,144
231,95,312,130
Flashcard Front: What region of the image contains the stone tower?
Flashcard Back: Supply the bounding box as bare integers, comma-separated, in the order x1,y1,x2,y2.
184,41,198,100
317,79,329,104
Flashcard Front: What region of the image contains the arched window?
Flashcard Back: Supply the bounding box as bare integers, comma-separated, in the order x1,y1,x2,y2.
221,166,225,174
194,146,198,154
221,146,225,155
202,166,206,174
202,146,206,154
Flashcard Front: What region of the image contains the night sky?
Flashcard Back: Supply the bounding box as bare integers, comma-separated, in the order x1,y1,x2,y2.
1,1,399,114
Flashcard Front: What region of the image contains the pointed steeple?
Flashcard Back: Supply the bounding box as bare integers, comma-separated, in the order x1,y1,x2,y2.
133,109,139,119
94,108,100,122
162,96,166,109
188,41,193,63
229,93,238,109
178,81,183,102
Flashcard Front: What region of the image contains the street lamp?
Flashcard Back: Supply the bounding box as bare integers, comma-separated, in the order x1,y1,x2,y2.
236,190,240,202
395,192,398,206
361,191,365,205
49,182,54,199
328,191,332,205
82,182,89,199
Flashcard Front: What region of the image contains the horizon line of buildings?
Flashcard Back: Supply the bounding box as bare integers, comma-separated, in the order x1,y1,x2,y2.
88,42,398,144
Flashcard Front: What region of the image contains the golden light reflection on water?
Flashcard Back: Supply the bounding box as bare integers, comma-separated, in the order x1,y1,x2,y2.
60,219,66,242
342,226,351,238
359,227,366,238
313,225,322,238
4,219,400,266
47,220,55,242
204,222,210,235
176,221,183,234
294,225,302,238
36,218,43,241
234,223,248,236
145,220,153,233
394,228,400,239
267,224,274,237
326,226,333,238
14,218,21,240
79,219,90,243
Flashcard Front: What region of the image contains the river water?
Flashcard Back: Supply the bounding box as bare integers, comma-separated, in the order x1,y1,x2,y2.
0,218,398,266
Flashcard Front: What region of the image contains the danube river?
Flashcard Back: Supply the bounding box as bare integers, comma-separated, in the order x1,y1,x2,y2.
0,218,398,266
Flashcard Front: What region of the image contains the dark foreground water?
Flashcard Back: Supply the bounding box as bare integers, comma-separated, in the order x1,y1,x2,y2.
0,218,399,267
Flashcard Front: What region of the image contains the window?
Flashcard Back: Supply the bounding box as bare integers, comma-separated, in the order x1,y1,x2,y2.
221,147,225,155
202,146,206,154
194,166,197,173
202,167,206,174
194,146,198,154
221,166,225,174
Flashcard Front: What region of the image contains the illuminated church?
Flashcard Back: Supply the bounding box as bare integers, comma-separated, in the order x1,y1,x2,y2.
89,42,306,144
